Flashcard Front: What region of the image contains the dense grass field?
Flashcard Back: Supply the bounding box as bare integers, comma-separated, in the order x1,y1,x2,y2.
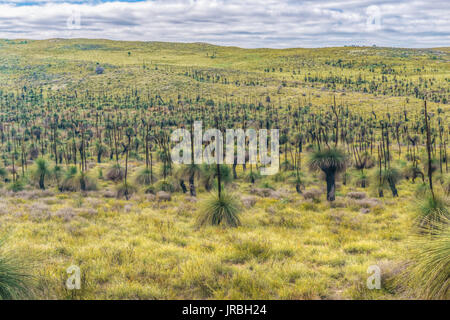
0,39,448,300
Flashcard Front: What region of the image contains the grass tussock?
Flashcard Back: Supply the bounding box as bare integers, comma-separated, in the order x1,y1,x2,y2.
401,216,450,299
416,193,449,228
197,191,241,228
0,240,34,299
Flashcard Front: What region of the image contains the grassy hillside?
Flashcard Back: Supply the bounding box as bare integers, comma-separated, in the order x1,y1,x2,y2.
0,39,448,300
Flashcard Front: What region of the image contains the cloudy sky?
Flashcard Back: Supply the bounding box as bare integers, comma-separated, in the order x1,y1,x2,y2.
0,0,449,48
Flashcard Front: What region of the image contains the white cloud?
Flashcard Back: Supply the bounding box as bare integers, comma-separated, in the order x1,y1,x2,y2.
0,0,448,47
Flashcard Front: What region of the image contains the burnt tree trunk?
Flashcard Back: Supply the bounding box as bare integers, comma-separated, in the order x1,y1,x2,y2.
388,177,398,197
180,180,187,193
324,169,336,201
189,172,196,196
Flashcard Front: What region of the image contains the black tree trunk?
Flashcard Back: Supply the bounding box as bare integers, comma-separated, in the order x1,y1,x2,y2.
189,173,196,196
180,180,187,193
388,177,398,197
39,174,45,190
325,169,336,201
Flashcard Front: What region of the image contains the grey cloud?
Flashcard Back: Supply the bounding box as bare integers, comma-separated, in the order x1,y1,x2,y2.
0,0,448,47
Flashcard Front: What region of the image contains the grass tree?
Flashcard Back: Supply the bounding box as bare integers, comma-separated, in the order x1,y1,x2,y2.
95,141,106,163
34,158,50,190
117,127,135,200
134,167,154,186
198,117,241,227
383,167,400,197
197,191,241,228
52,165,63,191
187,116,201,196
424,100,435,199
134,120,156,186
309,147,346,201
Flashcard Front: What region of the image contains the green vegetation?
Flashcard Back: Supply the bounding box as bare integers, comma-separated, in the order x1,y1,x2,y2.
197,191,241,228
0,240,33,299
402,217,450,299
0,39,448,299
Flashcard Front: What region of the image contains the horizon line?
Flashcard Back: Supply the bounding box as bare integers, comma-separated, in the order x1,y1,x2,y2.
1,38,449,51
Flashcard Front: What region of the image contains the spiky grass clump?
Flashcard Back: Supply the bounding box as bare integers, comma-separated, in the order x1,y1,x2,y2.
52,165,63,187
7,179,25,193
116,182,137,200
308,148,347,172
59,167,97,192
355,170,369,188
382,167,401,184
201,164,232,190
175,164,201,181
197,191,241,228
0,167,7,182
60,166,78,192
414,182,429,197
416,194,449,228
134,167,155,186
401,217,450,299
441,174,450,196
154,179,175,192
0,240,33,299
271,170,295,183
244,170,261,183
78,171,98,192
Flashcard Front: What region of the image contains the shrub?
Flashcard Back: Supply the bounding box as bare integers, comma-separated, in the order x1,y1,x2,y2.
378,167,401,197
78,171,98,191
52,165,63,188
354,171,369,188
258,181,275,190
241,195,257,209
134,167,154,186
59,166,77,191
154,179,175,193
302,188,322,201
347,192,367,200
106,163,124,182
116,182,137,200
156,191,171,202
60,167,97,192
0,167,7,182
414,182,429,197
441,174,450,196
244,170,261,183
201,164,232,191
8,179,25,193
144,185,156,194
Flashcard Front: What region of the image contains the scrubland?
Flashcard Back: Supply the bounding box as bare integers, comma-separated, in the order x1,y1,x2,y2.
0,39,448,299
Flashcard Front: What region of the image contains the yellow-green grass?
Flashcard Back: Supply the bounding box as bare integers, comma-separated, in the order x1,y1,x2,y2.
0,164,420,300
0,39,448,300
